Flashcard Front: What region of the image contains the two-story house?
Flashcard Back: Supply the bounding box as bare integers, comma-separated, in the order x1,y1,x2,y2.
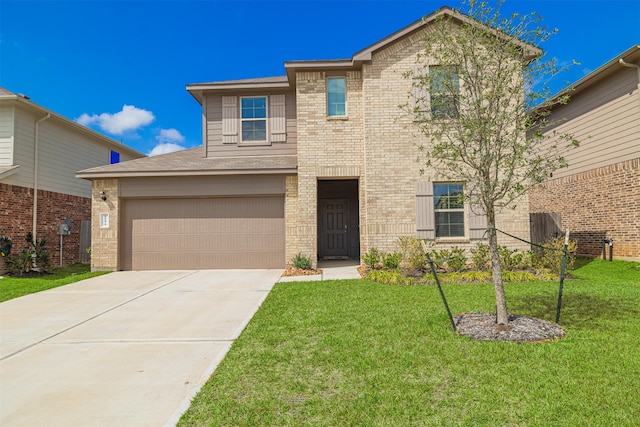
77,7,533,271
0,88,144,266
529,45,640,261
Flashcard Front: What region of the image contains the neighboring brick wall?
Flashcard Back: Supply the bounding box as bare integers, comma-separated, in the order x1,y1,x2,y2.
0,183,90,266
529,158,640,260
90,179,119,271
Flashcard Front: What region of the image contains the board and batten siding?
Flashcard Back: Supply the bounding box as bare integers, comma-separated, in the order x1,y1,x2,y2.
4,105,139,198
119,175,286,198
204,91,297,157
542,66,640,179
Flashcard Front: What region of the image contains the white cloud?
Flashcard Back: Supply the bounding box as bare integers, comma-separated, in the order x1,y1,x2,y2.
76,105,155,135
147,143,186,157
156,128,185,144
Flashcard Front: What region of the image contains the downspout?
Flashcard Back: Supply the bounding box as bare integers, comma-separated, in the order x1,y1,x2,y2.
32,113,51,242
619,58,640,110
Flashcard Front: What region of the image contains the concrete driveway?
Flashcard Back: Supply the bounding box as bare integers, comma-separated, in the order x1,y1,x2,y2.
0,269,282,426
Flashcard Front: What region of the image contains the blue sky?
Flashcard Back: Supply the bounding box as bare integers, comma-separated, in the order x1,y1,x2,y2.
1,0,638,156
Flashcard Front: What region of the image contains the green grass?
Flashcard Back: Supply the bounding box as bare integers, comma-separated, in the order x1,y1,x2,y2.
0,263,110,302
180,259,640,426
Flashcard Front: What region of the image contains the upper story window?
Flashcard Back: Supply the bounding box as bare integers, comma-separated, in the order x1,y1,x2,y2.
434,182,464,237
327,77,346,117
110,150,120,164
241,96,267,142
430,66,460,119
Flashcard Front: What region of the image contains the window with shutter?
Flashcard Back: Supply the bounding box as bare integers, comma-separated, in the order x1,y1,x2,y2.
430,66,460,120
270,94,286,142
222,96,238,144
468,204,488,239
241,96,267,142
434,183,464,237
415,181,435,239
412,66,429,118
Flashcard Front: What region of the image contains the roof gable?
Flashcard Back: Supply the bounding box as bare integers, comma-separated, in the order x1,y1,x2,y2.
187,6,541,101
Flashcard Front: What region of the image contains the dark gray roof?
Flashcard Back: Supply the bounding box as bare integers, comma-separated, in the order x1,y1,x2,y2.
76,147,297,179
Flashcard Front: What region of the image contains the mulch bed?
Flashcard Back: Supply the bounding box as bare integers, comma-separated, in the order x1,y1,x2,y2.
281,266,323,277
455,312,566,343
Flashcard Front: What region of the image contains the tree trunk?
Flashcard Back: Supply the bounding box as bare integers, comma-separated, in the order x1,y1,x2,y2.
487,213,509,325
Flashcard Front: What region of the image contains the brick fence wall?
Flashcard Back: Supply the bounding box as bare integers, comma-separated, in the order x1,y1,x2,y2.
528,158,640,260
0,183,91,266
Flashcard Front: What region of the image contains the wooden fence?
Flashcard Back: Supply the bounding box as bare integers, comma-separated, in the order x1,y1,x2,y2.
529,212,563,246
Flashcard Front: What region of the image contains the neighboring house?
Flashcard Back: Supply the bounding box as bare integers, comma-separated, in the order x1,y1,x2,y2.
529,46,640,261
77,7,533,271
0,87,144,266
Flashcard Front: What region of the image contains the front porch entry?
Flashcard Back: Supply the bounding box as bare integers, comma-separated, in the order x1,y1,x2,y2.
317,179,360,260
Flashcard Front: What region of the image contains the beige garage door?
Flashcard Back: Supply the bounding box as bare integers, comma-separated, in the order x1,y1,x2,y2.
121,197,285,270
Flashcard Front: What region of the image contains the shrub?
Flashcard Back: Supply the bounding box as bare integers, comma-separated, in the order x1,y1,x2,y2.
362,248,381,268
428,249,450,270
4,250,33,276
445,246,467,272
536,235,578,273
396,236,427,273
470,242,490,270
3,233,52,276
382,252,402,269
367,269,414,286
498,245,519,271
290,252,313,270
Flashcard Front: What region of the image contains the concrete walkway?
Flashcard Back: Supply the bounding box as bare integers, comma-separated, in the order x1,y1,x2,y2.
0,269,282,427
278,259,362,282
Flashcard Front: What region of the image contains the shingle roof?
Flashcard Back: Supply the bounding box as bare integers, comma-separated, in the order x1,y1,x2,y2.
76,147,297,179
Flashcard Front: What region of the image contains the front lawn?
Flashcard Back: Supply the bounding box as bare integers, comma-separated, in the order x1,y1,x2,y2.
180,259,640,426
0,263,110,302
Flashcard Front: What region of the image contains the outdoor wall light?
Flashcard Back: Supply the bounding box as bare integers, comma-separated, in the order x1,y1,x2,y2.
99,190,107,201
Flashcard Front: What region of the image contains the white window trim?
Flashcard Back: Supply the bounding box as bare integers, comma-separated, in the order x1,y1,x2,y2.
412,65,461,122
326,77,347,118
429,65,460,121
433,182,467,239
240,96,269,146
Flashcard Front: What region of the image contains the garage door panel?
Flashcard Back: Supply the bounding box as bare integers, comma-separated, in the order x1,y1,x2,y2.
122,197,285,270
131,232,285,252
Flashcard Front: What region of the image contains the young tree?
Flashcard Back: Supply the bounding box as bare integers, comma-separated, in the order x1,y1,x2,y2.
405,0,578,324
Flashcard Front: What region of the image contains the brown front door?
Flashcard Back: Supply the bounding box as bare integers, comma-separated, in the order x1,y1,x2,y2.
319,199,349,258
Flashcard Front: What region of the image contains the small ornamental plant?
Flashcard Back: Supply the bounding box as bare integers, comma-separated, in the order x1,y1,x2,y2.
290,252,313,271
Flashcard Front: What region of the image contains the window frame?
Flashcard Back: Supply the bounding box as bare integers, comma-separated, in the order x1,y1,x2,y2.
240,96,268,144
433,182,466,238
326,77,347,117
429,65,460,120
109,150,120,164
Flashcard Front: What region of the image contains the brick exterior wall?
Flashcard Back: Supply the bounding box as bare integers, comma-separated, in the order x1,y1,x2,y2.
284,175,299,264
90,179,119,271
289,26,530,263
295,70,366,265
0,183,90,267
529,158,640,260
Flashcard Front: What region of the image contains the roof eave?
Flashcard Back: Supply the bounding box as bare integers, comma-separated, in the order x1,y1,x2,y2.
0,96,145,158
353,6,540,62
186,79,291,104
0,165,20,180
76,168,298,180
535,44,640,114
